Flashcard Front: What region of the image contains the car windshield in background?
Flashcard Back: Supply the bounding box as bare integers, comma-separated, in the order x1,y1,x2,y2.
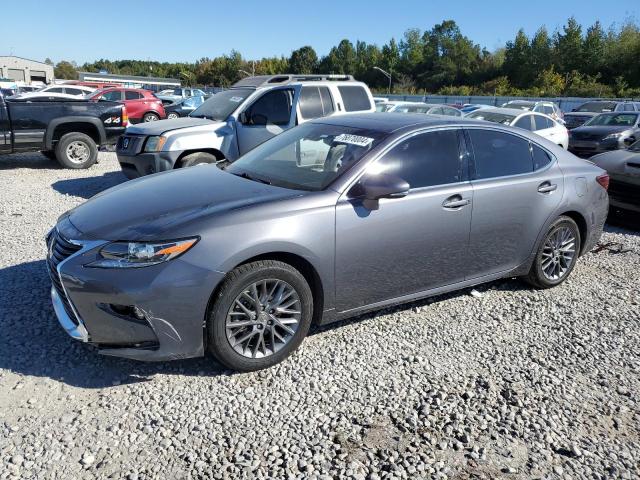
585,113,639,127
190,88,253,121
375,103,395,112
225,122,387,191
468,111,516,125
504,102,534,110
575,102,617,113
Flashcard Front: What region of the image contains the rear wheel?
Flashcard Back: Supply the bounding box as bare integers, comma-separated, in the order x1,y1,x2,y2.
207,260,313,371
179,152,218,168
525,216,581,289
166,112,179,120
143,112,159,122
54,132,98,169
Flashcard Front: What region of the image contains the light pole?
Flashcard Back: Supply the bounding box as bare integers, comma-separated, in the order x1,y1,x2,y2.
238,69,252,77
374,66,392,94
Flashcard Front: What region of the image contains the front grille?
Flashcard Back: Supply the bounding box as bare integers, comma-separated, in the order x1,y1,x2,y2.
47,230,82,325
572,132,601,141
116,134,143,153
609,179,640,206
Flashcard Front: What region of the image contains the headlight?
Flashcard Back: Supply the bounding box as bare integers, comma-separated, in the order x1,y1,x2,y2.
144,135,167,152
603,132,624,141
86,238,198,268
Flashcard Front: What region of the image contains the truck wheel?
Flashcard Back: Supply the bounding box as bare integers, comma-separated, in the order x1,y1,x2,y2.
180,152,218,168
54,132,98,169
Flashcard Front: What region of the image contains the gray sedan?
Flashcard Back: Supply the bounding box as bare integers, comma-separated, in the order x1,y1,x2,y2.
48,114,609,371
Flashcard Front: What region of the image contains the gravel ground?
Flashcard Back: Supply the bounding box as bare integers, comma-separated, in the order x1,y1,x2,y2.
1,152,639,480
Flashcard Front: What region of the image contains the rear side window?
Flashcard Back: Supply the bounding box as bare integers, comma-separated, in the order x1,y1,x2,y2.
125,91,143,100
532,144,553,170
319,87,334,115
373,129,463,188
514,115,534,131
533,115,553,130
468,129,533,179
337,86,371,112
299,86,324,119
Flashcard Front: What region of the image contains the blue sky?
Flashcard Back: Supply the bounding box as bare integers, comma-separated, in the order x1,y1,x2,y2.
4,0,638,64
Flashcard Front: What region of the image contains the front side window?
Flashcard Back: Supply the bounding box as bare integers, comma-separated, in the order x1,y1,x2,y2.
65,88,84,95
244,89,293,126
225,122,386,191
369,129,463,189
468,129,533,179
338,86,371,112
100,90,122,101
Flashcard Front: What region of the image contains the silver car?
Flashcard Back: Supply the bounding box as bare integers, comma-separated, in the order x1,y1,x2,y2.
48,113,609,371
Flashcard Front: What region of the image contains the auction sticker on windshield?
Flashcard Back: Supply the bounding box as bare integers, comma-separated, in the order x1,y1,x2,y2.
229,96,244,103
334,134,374,147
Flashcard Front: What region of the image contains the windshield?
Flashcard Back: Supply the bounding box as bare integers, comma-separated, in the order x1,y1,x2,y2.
190,88,253,121
575,102,617,113
585,113,639,127
468,111,516,125
375,103,395,112
503,101,534,110
225,122,387,191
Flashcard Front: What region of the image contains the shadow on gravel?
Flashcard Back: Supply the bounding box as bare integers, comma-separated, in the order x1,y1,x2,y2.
0,152,60,170
52,171,127,199
0,259,226,389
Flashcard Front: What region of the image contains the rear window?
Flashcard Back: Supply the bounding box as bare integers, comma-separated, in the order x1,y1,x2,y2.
468,111,516,125
575,102,617,113
338,86,371,112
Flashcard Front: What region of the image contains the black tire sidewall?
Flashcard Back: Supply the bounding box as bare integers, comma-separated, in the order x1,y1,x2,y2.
531,217,581,288
208,261,313,372
54,133,98,169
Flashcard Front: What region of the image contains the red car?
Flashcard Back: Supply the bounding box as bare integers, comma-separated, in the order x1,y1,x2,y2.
89,88,166,123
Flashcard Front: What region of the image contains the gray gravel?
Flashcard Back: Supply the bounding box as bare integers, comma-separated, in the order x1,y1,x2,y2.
1,152,639,479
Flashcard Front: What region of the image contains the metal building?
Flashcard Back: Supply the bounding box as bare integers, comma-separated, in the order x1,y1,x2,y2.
0,56,54,85
78,72,180,91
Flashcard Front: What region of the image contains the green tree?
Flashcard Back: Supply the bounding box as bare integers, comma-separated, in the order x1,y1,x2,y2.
54,61,78,80
530,27,552,73
582,21,606,77
554,17,584,74
503,29,531,88
288,46,318,73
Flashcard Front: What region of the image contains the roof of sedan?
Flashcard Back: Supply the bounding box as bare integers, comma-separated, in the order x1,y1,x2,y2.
313,112,479,133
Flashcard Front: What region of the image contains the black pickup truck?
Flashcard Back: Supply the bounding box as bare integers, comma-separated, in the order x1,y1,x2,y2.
0,93,127,168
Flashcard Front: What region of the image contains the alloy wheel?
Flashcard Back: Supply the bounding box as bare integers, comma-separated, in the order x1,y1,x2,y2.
541,226,576,281
225,279,301,358
65,141,90,164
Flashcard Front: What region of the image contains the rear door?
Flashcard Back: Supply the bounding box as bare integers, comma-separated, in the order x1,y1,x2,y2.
123,90,145,120
464,128,564,278
235,85,300,155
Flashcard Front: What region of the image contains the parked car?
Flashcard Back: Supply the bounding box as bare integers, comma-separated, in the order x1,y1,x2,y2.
164,95,206,119
568,112,640,158
116,74,376,179
467,108,569,149
591,140,640,214
373,96,388,104
0,92,127,168
89,88,166,123
376,101,462,117
564,100,640,130
15,84,96,99
156,87,207,105
48,113,609,371
502,100,564,123
461,104,492,114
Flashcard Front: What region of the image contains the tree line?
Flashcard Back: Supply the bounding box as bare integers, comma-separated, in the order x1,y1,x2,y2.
51,17,640,97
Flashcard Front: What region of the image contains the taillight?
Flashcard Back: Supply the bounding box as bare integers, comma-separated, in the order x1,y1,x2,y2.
596,173,609,191
121,105,129,125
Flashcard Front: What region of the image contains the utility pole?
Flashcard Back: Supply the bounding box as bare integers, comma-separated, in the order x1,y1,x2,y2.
374,66,392,94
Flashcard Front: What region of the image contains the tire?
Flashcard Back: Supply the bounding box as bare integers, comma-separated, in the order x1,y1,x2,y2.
179,152,218,168
143,112,160,122
524,216,581,289
40,150,56,160
207,260,313,371
54,132,98,169
166,112,179,120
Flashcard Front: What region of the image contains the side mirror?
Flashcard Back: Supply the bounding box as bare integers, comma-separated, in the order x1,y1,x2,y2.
358,173,410,210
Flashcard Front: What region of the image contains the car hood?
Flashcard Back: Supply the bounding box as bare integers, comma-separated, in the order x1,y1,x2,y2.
125,117,215,136
591,149,640,176
570,126,632,137
66,166,304,241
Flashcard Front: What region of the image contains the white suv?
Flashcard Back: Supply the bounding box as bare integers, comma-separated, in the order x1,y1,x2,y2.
116,74,375,179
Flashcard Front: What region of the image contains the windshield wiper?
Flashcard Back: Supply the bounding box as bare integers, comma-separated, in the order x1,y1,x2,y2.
228,171,271,185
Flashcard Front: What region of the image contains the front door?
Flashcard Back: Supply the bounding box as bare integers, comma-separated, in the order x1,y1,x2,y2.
335,128,473,312
464,127,564,278
235,86,299,156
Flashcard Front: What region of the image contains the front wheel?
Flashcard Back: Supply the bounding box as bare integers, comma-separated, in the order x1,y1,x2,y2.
525,216,581,289
54,132,98,169
179,152,218,168
207,260,313,371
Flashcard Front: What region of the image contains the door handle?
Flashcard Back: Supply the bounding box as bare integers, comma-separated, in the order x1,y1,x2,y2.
442,195,470,209
538,182,557,194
